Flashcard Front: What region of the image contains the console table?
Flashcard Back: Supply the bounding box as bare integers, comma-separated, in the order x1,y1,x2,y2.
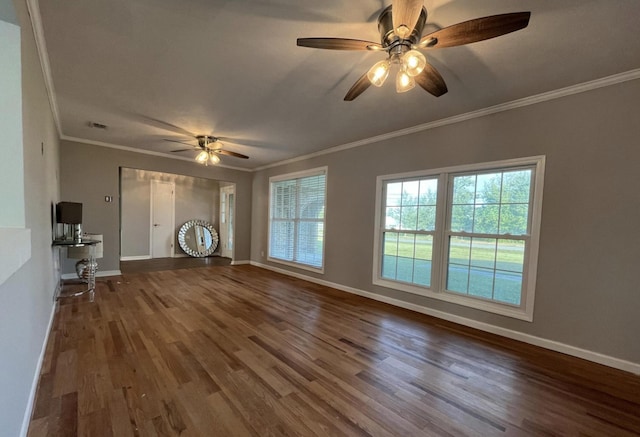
52,239,100,302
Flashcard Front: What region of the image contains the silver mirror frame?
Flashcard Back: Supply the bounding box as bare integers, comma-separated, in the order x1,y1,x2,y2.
177,220,219,257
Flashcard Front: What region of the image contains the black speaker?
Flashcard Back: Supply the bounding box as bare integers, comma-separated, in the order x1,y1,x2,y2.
56,202,82,224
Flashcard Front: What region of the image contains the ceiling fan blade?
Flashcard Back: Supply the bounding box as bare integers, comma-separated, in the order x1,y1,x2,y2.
415,63,448,97
421,12,531,49
170,148,197,153
297,38,382,51
164,138,196,147
344,72,373,101
212,149,249,159
392,0,424,39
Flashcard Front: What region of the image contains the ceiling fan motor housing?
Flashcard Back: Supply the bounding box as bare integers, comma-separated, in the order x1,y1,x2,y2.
378,5,427,50
196,135,217,149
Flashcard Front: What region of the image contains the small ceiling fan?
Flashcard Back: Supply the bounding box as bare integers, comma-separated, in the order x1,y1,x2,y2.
165,135,249,166
297,1,530,101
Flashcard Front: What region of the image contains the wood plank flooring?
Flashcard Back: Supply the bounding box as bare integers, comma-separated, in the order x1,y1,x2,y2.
120,256,231,274
29,265,640,436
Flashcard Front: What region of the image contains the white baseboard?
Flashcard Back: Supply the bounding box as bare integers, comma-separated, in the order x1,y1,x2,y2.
250,261,640,375
61,270,121,280
120,255,151,261
20,301,57,437
231,260,250,266
172,253,189,258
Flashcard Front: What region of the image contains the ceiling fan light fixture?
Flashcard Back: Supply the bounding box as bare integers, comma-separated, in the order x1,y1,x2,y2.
209,153,221,165
367,59,391,87
196,150,209,163
396,69,415,93
403,49,426,77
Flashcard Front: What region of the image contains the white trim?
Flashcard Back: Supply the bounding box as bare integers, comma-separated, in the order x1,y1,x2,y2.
254,70,640,172
61,136,252,172
219,184,237,259
19,302,57,437
250,261,640,375
148,179,153,258
0,228,31,286
61,270,121,280
119,255,151,261
231,260,250,266
25,0,62,136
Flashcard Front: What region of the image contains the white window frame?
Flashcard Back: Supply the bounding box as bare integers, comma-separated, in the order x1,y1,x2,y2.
373,156,545,321
268,167,328,273
0,17,31,287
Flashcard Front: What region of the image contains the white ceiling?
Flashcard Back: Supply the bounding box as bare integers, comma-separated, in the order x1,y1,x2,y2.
37,0,640,170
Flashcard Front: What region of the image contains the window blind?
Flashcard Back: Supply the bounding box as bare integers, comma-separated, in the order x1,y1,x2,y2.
269,170,326,269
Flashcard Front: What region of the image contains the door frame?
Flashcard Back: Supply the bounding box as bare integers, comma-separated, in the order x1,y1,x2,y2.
150,179,176,258
220,184,236,259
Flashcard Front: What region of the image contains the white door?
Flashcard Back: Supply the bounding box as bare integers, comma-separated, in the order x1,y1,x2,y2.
219,185,235,258
151,180,175,258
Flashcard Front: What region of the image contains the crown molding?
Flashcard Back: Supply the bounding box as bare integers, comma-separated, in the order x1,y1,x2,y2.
254,69,640,172
61,136,253,173
25,0,62,137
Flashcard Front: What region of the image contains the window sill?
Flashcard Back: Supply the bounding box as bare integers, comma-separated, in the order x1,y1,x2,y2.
0,228,31,286
373,276,533,322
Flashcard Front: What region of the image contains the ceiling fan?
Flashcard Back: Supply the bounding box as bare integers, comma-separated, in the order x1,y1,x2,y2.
165,135,249,166
297,1,531,101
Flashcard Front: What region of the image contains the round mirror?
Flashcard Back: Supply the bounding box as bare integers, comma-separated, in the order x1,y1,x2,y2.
178,220,219,257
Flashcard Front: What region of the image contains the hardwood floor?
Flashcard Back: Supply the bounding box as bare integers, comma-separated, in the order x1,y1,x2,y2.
29,265,640,436
120,256,231,274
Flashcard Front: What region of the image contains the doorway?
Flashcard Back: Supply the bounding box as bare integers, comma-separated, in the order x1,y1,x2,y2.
151,180,175,258
219,185,235,259
120,168,231,262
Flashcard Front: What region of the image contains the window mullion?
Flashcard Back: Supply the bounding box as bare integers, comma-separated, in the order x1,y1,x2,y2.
383,229,435,236
432,173,450,294
449,231,530,241
293,180,301,263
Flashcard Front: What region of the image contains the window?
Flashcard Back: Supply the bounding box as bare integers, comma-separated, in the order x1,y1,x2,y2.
0,16,31,287
269,167,327,271
374,157,544,321
382,177,438,287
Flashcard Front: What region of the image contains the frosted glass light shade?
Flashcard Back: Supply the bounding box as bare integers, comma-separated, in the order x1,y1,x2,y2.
209,153,221,164
367,59,391,87
403,50,426,77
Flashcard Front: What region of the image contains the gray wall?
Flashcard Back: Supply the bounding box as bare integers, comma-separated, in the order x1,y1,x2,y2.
60,141,252,272
120,168,152,257
0,0,61,435
251,79,640,365
174,173,220,255
120,168,221,258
